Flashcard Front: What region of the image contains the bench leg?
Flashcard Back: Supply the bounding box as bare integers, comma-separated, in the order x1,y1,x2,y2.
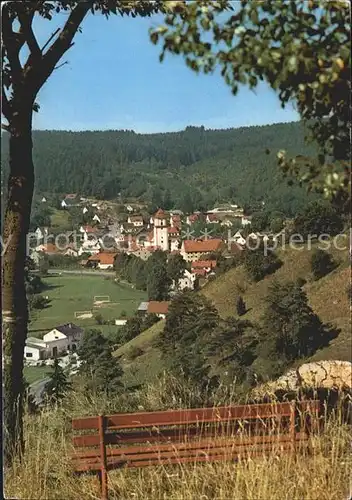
98,469,108,500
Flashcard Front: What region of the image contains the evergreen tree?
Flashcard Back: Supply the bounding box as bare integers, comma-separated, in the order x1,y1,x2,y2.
259,280,329,365
146,250,171,301
167,253,187,288
206,318,257,383
310,249,336,280
121,315,144,343
236,296,246,316
43,359,71,405
180,191,194,215
162,189,173,210
159,292,220,384
293,201,344,239
78,329,123,395
244,245,282,282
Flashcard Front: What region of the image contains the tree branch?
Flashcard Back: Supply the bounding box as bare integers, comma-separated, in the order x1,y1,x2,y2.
29,3,91,93
2,86,12,121
41,28,61,54
2,5,23,87
54,61,69,71
17,5,41,63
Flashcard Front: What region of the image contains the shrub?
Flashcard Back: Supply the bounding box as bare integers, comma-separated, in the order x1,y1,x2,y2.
296,277,307,287
94,313,104,325
310,249,336,280
29,294,49,310
126,346,144,361
244,245,282,282
236,296,246,316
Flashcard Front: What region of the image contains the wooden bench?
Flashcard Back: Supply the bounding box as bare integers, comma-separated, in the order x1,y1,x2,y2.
72,400,320,499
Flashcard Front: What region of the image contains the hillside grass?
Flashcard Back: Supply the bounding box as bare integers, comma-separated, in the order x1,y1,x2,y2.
114,320,167,387
29,275,146,338
50,208,72,231
114,242,350,386
202,242,351,362
5,383,351,500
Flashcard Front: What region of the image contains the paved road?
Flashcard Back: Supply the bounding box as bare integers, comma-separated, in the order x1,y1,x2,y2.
29,377,50,405
47,269,115,277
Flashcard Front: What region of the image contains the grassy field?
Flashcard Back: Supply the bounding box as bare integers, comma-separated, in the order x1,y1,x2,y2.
5,384,351,500
23,366,49,384
29,275,146,338
50,208,72,231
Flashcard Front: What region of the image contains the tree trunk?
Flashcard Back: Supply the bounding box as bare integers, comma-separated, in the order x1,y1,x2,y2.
2,105,34,465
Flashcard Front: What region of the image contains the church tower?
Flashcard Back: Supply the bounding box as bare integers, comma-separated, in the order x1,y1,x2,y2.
153,208,169,251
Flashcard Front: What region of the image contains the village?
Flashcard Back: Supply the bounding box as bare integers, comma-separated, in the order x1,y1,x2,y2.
31,192,287,269
25,192,289,366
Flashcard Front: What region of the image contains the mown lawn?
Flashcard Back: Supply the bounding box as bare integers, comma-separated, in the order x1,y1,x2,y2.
29,275,146,338
23,366,49,384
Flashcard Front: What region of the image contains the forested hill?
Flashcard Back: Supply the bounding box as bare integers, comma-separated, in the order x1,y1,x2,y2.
2,121,317,215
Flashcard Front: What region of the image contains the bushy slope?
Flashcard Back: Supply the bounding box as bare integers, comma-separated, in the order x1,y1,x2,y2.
115,243,351,387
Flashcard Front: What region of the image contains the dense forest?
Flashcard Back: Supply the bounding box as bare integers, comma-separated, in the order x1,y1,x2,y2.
1,121,318,215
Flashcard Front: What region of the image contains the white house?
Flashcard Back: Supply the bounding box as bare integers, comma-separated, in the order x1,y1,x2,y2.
147,301,169,319
127,215,144,227
61,199,68,208
43,323,83,355
172,269,196,291
78,238,101,255
41,196,47,203
241,216,252,227
35,227,44,240
126,205,134,213
64,247,79,257
115,319,128,326
93,214,101,223
235,236,247,246
24,323,83,360
87,252,116,269
83,206,89,214
220,218,234,227
24,337,48,361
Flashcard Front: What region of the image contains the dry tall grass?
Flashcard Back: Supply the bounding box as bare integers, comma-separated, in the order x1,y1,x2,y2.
5,378,352,500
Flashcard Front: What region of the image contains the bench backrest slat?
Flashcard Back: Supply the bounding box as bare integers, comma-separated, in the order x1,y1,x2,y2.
72,401,320,449
73,419,287,448
72,402,295,432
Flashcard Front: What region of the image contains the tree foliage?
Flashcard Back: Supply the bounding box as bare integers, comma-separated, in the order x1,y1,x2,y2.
120,313,159,343
167,253,188,287
258,280,334,373
145,250,171,301
236,296,246,316
1,122,319,216
43,358,71,405
159,292,220,385
78,329,123,395
292,200,344,238
243,245,282,282
310,249,336,280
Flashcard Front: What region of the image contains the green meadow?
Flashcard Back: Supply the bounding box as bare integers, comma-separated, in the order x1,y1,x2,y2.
29,274,146,338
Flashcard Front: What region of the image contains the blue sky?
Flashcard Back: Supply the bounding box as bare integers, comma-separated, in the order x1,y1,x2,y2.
31,11,299,133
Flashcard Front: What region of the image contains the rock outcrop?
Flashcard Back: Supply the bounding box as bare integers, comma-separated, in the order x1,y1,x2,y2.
252,360,352,397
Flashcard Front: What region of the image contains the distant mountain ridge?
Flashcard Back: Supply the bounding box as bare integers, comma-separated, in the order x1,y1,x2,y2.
1,121,317,215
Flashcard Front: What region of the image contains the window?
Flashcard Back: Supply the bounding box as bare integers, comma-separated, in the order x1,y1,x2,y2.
26,352,33,357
